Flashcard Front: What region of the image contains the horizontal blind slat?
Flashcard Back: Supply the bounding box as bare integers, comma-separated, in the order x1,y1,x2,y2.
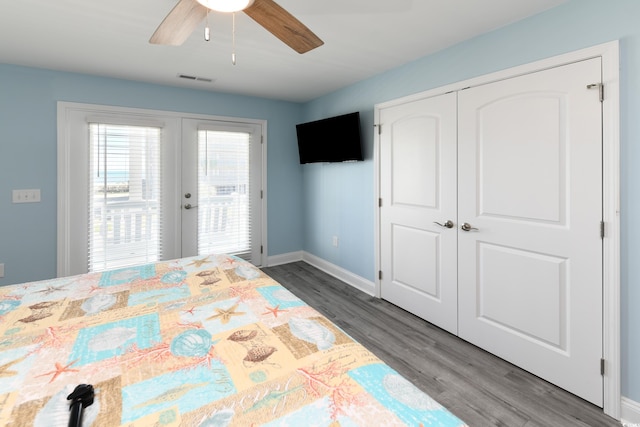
88,123,163,272
197,130,252,258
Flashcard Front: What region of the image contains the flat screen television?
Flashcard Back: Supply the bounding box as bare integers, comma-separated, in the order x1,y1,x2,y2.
296,112,363,164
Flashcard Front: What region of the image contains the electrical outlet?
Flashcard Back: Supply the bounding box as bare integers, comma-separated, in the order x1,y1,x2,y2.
12,189,41,203
332,236,339,247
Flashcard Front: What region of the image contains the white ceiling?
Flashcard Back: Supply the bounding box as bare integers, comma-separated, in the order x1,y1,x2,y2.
0,0,567,103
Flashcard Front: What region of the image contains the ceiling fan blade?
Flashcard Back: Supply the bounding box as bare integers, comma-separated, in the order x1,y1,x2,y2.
150,0,208,46
243,0,324,54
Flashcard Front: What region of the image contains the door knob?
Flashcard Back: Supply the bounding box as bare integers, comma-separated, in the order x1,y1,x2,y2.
184,203,198,210
433,220,454,229
184,193,192,199
461,222,478,231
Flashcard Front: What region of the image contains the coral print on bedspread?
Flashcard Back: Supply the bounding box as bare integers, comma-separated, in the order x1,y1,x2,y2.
0,254,467,426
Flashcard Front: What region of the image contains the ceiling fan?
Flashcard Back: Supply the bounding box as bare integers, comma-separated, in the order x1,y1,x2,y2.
150,0,324,54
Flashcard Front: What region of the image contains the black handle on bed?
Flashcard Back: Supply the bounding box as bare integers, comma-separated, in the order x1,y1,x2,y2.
67,384,94,427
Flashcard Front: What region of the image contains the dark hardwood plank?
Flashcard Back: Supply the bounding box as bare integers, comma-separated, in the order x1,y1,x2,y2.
262,261,621,427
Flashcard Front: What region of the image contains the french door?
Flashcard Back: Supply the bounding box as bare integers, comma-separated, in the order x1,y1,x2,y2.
58,104,265,277
181,119,263,265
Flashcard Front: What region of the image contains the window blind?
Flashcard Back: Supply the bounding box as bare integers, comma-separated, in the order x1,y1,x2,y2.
88,123,163,272
197,129,252,259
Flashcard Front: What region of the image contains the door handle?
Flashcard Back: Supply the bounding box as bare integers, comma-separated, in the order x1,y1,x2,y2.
433,220,454,229
461,222,478,232
184,203,198,210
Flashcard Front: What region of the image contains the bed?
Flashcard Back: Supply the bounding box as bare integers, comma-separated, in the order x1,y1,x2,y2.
0,254,466,426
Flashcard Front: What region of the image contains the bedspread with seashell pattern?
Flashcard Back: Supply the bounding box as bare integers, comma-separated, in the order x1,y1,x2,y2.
0,254,466,426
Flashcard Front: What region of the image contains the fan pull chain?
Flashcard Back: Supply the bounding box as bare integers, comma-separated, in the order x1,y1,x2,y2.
204,11,210,41
232,12,237,65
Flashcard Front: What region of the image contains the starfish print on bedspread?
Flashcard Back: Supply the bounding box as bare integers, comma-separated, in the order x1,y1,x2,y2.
188,257,211,268
36,359,79,383
34,285,67,296
206,303,245,324
88,284,102,293
223,256,238,265
182,306,198,316
262,305,288,318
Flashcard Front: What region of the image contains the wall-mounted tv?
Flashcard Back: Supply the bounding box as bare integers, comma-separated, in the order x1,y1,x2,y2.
296,112,363,164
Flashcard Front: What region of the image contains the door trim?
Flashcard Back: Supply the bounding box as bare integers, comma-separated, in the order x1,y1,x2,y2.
374,40,620,419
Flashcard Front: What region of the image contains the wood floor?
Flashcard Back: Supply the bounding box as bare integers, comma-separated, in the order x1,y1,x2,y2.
262,261,620,427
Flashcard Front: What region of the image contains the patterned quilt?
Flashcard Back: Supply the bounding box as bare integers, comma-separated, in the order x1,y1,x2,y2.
0,254,466,426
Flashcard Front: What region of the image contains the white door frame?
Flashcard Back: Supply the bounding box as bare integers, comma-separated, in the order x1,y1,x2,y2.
374,40,620,419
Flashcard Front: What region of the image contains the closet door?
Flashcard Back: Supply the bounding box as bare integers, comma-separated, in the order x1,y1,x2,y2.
379,93,458,334
457,58,603,406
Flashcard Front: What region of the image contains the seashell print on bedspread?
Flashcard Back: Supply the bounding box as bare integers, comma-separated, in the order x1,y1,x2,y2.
0,254,466,426
288,317,336,350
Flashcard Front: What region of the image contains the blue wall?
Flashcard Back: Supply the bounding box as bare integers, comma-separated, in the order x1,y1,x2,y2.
0,65,304,286
1,0,638,406
300,0,639,403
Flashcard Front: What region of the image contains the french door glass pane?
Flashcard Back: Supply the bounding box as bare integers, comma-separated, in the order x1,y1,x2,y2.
88,124,162,272
197,130,251,258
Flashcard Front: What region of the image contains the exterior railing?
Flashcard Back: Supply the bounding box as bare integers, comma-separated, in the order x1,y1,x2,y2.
90,195,249,270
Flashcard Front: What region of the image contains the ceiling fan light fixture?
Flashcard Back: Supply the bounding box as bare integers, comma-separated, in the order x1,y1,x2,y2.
196,0,255,13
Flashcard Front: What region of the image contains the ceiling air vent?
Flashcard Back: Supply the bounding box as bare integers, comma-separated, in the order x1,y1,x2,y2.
177,74,214,83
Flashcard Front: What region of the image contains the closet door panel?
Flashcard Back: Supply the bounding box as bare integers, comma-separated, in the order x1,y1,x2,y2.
379,92,458,335
457,58,603,406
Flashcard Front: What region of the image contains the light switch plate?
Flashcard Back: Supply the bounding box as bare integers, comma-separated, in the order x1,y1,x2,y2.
12,189,41,203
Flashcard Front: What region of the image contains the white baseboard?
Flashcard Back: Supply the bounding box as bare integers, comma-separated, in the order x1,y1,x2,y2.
301,252,376,296
266,251,304,267
265,251,375,296
622,397,640,425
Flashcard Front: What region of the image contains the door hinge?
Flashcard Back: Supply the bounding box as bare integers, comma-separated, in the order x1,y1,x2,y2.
587,83,604,102
375,124,382,135
378,270,383,280
260,245,263,254
261,135,264,144
600,221,605,239
378,198,382,208
600,358,605,376
260,190,263,199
